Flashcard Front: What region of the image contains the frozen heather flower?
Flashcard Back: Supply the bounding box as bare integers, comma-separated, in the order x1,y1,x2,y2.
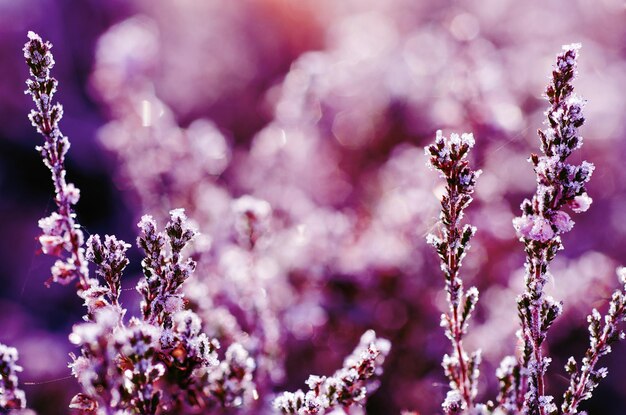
0,343,26,411
171,309,202,336
273,330,389,414
425,130,481,188
65,183,81,205
568,193,592,213
442,390,464,415
232,195,272,250
208,343,257,408
37,212,64,236
167,309,220,368
70,307,122,347
137,210,197,324
39,234,67,256
166,208,197,254
50,259,78,285
163,296,185,315
550,211,574,234
86,234,131,305
513,215,555,242
115,320,165,415
23,31,55,81
80,285,115,320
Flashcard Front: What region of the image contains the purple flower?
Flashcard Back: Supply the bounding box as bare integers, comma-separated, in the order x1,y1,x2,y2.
568,193,593,213
551,211,575,234
513,215,555,242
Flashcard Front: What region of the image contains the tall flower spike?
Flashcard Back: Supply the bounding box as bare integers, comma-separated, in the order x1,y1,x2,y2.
24,32,91,290
85,234,131,306
425,130,481,412
512,44,593,415
136,209,197,326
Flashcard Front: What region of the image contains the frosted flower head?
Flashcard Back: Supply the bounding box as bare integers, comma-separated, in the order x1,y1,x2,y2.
172,310,202,337
425,130,480,195
166,208,197,253
225,343,255,372
137,214,157,236
39,234,67,256
38,212,64,235
116,319,160,357
23,31,55,81
164,296,184,315
65,183,81,205
568,193,593,213
513,215,555,243
567,95,586,127
442,390,464,414
550,211,574,234
50,259,78,286
305,375,325,392
578,161,595,182
557,43,581,72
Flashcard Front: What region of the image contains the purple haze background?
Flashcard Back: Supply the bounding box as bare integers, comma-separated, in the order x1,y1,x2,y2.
0,0,625,414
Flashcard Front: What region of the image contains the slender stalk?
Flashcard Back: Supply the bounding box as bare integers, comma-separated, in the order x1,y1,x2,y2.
426,130,481,412
562,269,626,414
24,31,91,290
513,44,592,415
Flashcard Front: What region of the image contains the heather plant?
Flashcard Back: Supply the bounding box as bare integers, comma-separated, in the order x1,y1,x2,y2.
24,31,254,414
13,26,626,415
21,31,388,414
425,45,626,415
510,44,595,415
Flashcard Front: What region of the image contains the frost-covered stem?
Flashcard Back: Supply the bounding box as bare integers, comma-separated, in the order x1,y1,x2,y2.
425,130,481,412
517,318,531,409
513,44,592,415
564,337,606,414
447,195,471,407
273,330,390,414
561,268,626,414
531,266,546,415
24,32,90,290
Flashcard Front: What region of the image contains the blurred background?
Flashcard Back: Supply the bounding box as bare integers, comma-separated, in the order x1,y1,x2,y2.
0,0,625,413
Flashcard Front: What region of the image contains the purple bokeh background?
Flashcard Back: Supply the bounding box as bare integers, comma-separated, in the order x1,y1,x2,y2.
1,1,625,414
